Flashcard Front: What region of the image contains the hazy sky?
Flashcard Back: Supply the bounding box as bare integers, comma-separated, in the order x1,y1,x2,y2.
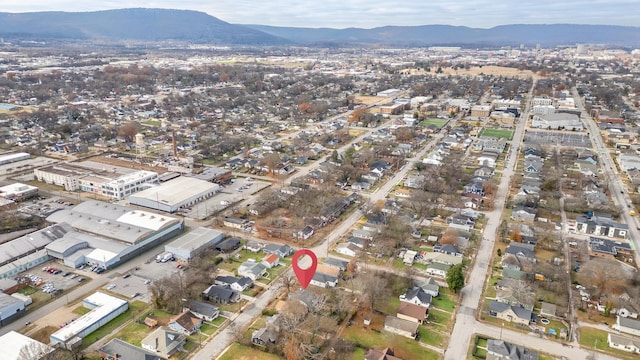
1,0,639,29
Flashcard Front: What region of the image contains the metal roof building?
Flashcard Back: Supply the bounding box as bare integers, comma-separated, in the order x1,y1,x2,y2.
128,176,220,213
51,292,128,346
164,227,224,260
0,330,53,360
45,200,184,269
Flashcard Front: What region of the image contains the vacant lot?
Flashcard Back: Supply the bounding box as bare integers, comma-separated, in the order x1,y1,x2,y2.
430,65,539,79
480,128,514,140
219,343,282,360
354,95,388,105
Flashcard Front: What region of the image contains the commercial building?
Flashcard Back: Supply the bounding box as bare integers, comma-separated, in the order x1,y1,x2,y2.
164,227,224,261
530,113,583,131
50,292,128,347
34,163,159,200
0,183,38,201
45,201,183,269
128,176,219,213
0,152,30,166
0,292,26,324
0,224,72,280
0,330,53,360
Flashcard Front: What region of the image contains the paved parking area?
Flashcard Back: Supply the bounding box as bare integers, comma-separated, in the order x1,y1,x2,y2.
524,130,592,148
102,274,152,303
182,178,270,219
28,261,89,293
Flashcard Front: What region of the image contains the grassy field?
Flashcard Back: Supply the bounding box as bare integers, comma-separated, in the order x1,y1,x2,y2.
344,326,439,360
420,118,449,128
480,128,514,140
432,294,456,312
218,343,282,360
578,327,637,359
73,305,91,315
112,322,149,347
418,326,444,347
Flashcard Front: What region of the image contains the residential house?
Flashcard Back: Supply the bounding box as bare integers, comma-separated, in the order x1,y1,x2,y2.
262,253,280,268
404,175,426,189
403,250,417,265
504,242,537,263
215,238,241,252
347,236,367,248
310,272,338,288
422,252,464,266
187,300,220,322
510,207,536,223
488,300,531,326
238,260,267,281
477,151,499,167
464,180,485,196
351,182,372,191
475,165,495,178
613,315,640,337
141,327,186,358
252,327,278,346
336,243,360,257
201,285,240,304
414,277,440,297
243,241,262,253
486,339,538,360
365,347,403,360
99,339,162,360
608,333,640,354
495,287,534,311
433,244,463,257
383,316,419,339
263,244,293,258
215,276,253,292
397,302,429,324
400,287,432,308
577,214,629,239
524,158,543,173
323,257,349,271
352,229,375,240
168,310,202,335
540,302,557,318
426,262,451,277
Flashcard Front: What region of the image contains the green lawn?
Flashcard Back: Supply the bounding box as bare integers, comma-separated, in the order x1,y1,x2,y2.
218,343,282,360
111,322,150,347
73,305,91,315
344,327,439,360
420,118,449,128
374,296,400,316
432,294,456,312
351,347,366,360
418,326,444,347
218,251,261,273
428,309,452,327
480,128,514,140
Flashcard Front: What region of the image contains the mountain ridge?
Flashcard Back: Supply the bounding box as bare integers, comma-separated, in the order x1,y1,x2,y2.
0,9,638,47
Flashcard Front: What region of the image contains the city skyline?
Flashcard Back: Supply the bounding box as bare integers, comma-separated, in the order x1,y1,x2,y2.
0,0,639,29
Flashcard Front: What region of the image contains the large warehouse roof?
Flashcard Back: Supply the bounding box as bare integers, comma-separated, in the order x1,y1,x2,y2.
51,292,128,343
131,176,219,208
47,200,180,244
165,227,224,253
0,331,53,360
0,223,72,265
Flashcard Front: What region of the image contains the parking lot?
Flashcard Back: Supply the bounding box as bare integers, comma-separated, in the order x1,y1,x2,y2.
23,261,89,295
17,196,76,218
524,130,592,148
98,257,187,303
181,177,271,220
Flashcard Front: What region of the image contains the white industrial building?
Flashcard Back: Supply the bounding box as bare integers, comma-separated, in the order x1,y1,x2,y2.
50,292,128,346
0,330,53,360
530,113,583,130
0,152,30,166
0,292,26,324
0,183,38,201
45,201,183,269
0,224,73,280
532,105,556,115
128,176,219,213
164,227,225,261
34,163,159,200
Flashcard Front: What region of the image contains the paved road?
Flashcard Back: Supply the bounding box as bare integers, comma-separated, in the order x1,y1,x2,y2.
573,87,640,264
0,251,154,337
191,104,455,360
445,81,532,359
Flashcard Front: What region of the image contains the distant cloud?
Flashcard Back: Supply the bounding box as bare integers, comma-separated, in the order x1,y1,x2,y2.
1,0,639,28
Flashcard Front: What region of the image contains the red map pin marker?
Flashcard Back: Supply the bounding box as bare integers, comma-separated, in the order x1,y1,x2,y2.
292,249,317,289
